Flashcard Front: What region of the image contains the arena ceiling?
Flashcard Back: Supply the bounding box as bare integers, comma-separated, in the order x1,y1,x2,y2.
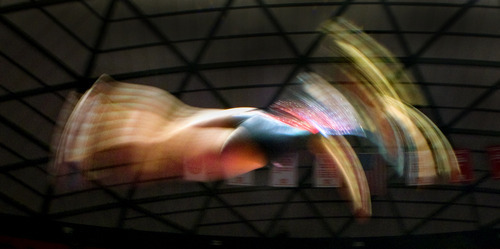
0,0,499,241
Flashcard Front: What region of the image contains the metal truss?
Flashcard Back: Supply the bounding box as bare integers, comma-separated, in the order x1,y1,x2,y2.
0,0,498,239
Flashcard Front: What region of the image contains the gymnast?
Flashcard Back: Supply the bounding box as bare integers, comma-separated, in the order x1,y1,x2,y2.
52,19,459,217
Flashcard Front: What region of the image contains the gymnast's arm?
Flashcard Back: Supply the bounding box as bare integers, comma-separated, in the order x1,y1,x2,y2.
54,76,317,185
79,107,316,184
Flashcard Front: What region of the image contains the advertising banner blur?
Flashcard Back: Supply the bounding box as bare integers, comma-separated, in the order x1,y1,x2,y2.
359,153,387,196
451,149,474,183
406,151,436,186
487,146,500,179
227,171,255,186
313,153,341,188
269,153,298,187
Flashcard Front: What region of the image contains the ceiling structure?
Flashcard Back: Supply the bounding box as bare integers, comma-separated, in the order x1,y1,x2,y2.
0,0,499,242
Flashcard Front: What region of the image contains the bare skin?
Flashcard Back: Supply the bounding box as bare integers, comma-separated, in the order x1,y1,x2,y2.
54,75,369,217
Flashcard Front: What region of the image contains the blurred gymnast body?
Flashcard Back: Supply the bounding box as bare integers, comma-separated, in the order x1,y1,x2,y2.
53,19,459,217
54,72,376,216
55,74,316,182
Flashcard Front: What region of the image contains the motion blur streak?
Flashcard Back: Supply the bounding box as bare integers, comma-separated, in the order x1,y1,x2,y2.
52,18,459,217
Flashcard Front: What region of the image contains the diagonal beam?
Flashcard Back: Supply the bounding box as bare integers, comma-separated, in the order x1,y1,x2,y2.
480,216,500,230
115,167,145,229
199,182,266,237
121,0,231,107
0,0,79,14
255,0,301,57
79,0,116,91
175,0,234,100
335,215,356,236
445,79,500,128
468,193,481,229
1,56,496,103
298,190,338,237
0,144,47,202
0,84,56,126
0,191,38,216
0,139,54,217
449,128,500,137
0,114,50,152
381,0,445,128
406,174,490,235
0,50,66,100
89,179,193,234
264,167,314,236
0,157,49,173
385,189,409,235
265,0,353,106
406,0,479,67
0,142,25,162
255,0,310,112
0,15,80,79
0,165,45,198
77,0,106,20
394,0,480,131
190,192,214,234
33,0,93,51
